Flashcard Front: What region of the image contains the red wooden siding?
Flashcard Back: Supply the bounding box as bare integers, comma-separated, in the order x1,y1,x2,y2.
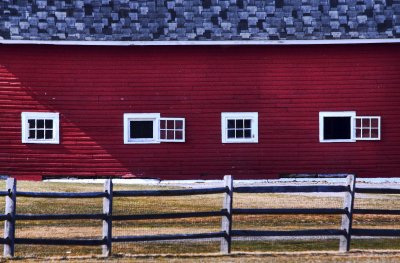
0,44,400,180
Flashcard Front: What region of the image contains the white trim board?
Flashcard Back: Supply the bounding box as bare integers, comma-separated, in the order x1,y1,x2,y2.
1,39,400,46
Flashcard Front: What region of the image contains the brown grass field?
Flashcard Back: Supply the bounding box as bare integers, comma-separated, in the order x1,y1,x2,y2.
0,180,398,261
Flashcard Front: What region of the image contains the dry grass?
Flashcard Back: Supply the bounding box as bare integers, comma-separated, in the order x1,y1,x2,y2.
5,251,400,263
0,180,397,259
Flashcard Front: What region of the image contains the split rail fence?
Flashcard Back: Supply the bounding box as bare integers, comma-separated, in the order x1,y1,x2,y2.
0,175,399,257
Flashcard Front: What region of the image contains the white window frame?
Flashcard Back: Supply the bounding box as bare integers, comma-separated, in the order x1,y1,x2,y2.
124,113,160,144
319,111,356,143
221,112,258,143
21,112,60,144
124,113,185,144
355,116,381,141
319,111,382,143
159,118,185,142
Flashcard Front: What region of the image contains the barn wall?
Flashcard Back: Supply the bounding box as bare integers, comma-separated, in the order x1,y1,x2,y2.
0,44,400,180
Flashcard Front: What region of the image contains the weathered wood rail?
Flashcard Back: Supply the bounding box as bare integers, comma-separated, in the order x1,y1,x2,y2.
0,175,399,257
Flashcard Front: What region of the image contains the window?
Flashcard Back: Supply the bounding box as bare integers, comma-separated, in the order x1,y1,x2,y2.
221,112,258,143
21,112,60,144
159,118,185,142
319,111,355,142
319,112,381,142
355,116,381,140
124,113,185,144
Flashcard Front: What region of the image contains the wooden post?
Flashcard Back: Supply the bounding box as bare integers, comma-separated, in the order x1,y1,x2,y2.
4,178,16,258
339,174,355,252
221,175,233,254
102,179,113,257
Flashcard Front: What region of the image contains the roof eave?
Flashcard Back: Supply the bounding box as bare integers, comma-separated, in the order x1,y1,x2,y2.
1,39,400,46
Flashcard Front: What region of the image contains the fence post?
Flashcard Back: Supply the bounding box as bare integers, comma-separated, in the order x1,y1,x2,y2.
221,175,233,254
4,178,16,258
102,179,113,257
339,174,355,252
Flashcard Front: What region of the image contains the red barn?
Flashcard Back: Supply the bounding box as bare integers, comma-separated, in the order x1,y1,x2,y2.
1,1,400,180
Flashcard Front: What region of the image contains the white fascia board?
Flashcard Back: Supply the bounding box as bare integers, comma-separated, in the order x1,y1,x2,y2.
1,39,400,46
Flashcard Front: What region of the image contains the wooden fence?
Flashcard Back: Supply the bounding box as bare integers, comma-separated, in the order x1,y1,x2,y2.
1,175,399,257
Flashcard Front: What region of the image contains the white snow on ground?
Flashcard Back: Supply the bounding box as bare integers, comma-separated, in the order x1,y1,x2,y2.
44,177,400,189
43,177,400,199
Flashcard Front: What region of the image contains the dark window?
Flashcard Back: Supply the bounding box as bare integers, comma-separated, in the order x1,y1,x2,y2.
23,113,58,143
323,117,351,140
45,130,53,139
28,130,35,139
130,121,154,139
37,130,44,139
227,119,252,139
45,120,53,128
27,118,54,140
28,119,35,128
37,119,44,128
228,120,235,129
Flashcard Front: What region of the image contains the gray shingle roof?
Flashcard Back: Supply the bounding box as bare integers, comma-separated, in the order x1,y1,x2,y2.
1,0,400,41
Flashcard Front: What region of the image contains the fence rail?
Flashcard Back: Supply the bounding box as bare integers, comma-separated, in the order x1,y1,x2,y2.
113,187,228,197
234,185,350,193
1,175,399,257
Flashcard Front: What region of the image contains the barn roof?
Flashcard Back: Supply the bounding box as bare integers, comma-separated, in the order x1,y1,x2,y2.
1,0,400,44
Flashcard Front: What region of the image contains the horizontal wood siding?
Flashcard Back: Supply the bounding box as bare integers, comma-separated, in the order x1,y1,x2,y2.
0,44,400,180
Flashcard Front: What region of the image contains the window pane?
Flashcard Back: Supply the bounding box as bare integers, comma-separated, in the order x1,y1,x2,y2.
28,130,35,139
323,117,351,140
227,120,235,129
362,129,370,138
244,119,251,128
37,130,44,139
236,129,244,138
244,129,251,138
371,129,379,138
45,120,53,128
160,130,166,139
175,120,183,129
355,118,361,128
167,120,175,129
227,130,235,138
130,121,154,139
362,118,370,127
167,130,174,139
371,118,379,128
356,128,361,138
37,119,44,128
236,119,243,128
28,119,36,129
45,130,53,139
159,120,166,129
175,131,183,140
